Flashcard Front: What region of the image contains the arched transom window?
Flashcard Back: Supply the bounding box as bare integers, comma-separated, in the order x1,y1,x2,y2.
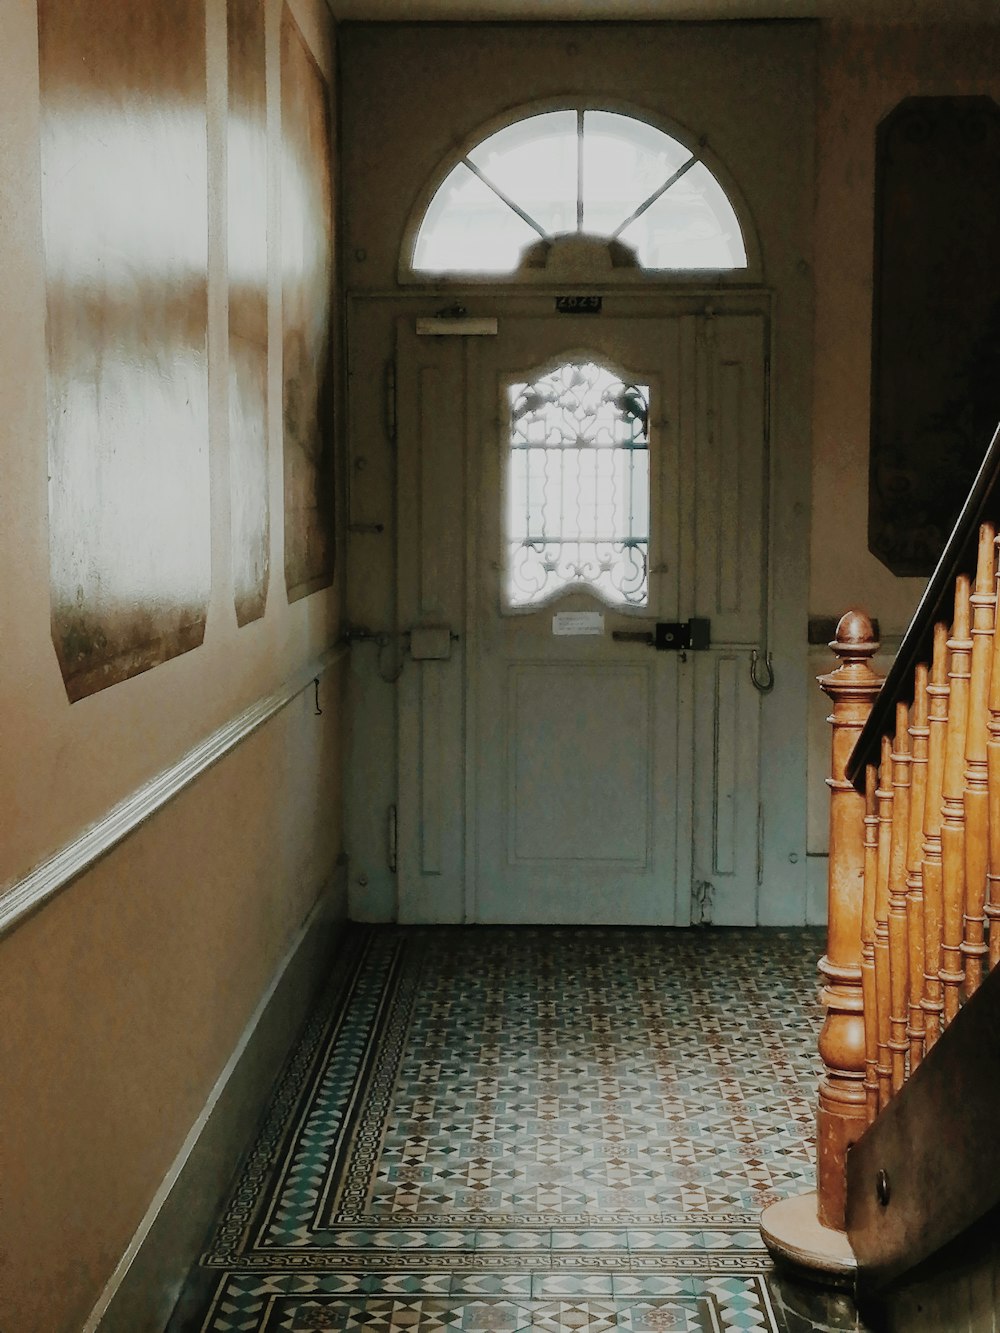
410,109,749,277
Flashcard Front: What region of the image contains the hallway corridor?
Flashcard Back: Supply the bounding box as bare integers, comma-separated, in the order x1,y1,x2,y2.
168,926,862,1332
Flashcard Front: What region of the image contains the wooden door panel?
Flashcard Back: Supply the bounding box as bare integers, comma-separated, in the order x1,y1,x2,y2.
692,314,768,646
471,318,687,925
687,314,766,923
506,663,651,866
692,650,762,926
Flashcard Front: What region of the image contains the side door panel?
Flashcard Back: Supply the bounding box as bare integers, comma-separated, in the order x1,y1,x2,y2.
689,314,767,924
395,324,468,922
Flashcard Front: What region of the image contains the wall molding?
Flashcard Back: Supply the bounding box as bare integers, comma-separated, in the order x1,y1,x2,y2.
0,643,348,940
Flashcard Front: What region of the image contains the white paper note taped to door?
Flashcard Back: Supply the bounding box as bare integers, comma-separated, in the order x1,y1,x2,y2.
552,611,605,636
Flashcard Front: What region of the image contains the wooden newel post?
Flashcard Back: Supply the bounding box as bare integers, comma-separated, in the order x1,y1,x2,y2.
816,610,883,1231
760,609,882,1274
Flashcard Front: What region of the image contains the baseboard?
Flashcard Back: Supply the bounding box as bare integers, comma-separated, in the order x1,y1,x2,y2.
84,861,349,1333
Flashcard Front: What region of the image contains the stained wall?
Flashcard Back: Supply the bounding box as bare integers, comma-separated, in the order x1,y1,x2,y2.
0,0,342,1328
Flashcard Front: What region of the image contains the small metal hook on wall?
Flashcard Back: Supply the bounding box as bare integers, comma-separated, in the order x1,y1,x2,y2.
313,678,323,715
750,647,775,694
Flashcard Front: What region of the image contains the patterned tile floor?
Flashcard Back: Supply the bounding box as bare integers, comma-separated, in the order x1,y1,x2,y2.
168,926,870,1332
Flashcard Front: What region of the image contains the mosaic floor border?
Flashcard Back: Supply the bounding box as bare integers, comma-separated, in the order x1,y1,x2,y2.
191,1270,779,1332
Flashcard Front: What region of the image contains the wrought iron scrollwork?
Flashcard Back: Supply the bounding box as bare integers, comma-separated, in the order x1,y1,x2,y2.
506,362,651,609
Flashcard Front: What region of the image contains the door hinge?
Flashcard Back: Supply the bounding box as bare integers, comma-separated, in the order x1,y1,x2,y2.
387,804,398,874
385,360,397,446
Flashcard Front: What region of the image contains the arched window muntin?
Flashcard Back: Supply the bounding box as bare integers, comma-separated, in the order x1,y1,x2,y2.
498,348,662,616
400,96,763,286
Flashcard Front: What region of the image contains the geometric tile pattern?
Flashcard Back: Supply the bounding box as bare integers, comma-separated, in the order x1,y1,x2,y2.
189,1269,781,1331
169,926,834,1333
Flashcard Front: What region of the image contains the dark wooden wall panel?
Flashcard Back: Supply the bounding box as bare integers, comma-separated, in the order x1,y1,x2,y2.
229,0,270,627
38,0,210,702
280,4,335,602
870,97,1000,577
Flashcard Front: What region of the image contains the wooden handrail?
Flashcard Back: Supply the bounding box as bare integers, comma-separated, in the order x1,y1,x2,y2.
848,421,1000,788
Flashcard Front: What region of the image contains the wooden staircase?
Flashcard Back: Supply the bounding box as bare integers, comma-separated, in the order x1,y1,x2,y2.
762,422,1000,1328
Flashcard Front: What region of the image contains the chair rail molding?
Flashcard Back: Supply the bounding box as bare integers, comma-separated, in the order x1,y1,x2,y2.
0,642,348,939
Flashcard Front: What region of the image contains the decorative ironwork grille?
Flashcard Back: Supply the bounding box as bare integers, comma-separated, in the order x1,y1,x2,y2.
506,362,650,608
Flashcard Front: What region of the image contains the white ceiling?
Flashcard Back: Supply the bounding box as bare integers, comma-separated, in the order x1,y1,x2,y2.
327,0,999,22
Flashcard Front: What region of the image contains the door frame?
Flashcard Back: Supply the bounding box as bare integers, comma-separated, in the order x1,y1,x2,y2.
344,285,811,925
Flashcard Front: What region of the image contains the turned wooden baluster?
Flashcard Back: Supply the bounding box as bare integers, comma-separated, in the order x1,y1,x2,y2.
941,577,972,1026
962,524,996,998
873,734,894,1110
887,705,912,1093
861,763,880,1125
906,664,929,1071
816,611,882,1229
987,534,1000,972
921,623,950,1051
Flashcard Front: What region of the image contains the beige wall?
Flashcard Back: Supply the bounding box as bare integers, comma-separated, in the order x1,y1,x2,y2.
812,21,1000,636
807,22,1000,858
0,0,343,1329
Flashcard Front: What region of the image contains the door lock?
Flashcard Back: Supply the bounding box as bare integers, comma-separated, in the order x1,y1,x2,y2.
656,619,711,651
611,619,711,651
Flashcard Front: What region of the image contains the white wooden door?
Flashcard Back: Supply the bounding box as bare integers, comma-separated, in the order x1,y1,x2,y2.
396,308,768,925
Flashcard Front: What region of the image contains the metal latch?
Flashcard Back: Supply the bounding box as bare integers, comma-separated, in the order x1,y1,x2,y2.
612,619,711,651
